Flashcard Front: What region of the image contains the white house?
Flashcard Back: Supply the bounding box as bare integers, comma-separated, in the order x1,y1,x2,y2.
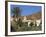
36,19,41,26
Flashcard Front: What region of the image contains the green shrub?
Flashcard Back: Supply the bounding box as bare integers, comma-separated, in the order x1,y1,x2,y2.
30,22,34,26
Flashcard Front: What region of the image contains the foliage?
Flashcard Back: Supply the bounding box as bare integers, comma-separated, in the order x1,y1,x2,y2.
30,22,34,26
11,20,42,32
12,7,21,18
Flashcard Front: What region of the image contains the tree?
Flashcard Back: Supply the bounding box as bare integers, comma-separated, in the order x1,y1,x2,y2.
12,7,21,18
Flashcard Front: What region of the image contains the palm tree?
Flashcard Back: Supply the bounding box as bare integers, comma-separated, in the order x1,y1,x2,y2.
12,7,21,18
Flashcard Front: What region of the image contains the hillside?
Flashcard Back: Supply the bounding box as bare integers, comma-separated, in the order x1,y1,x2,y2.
26,12,42,20
18,12,42,20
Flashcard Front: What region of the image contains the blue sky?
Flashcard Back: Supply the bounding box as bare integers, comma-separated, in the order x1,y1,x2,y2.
11,5,41,16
